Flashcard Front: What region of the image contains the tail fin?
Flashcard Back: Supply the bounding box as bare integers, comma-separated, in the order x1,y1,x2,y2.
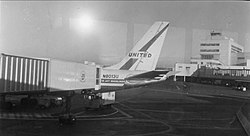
105,21,169,71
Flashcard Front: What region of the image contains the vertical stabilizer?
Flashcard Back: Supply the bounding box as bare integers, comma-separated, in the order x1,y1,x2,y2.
105,21,169,71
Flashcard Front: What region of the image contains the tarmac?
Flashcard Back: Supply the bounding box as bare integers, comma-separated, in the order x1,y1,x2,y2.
0,80,249,136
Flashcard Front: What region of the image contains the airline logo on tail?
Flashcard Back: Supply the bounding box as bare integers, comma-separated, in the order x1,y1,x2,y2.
105,22,169,71
128,52,152,58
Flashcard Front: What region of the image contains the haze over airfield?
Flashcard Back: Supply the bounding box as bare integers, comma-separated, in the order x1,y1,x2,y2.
1,1,250,68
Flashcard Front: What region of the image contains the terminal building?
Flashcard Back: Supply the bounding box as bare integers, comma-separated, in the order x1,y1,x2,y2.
190,32,245,67
175,31,250,82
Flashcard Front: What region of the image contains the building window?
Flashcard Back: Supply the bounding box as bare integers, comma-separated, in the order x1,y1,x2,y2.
201,55,214,59
213,54,220,60
96,67,100,85
231,45,242,53
200,49,219,52
96,79,100,85
200,43,220,46
191,62,197,64
238,57,245,60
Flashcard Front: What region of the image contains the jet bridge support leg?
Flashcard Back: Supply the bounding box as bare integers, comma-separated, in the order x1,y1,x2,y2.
58,91,76,125
0,94,13,110
65,92,73,114
0,94,6,107
0,94,5,103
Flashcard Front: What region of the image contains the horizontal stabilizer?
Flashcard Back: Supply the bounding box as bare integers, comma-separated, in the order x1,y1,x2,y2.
125,70,169,80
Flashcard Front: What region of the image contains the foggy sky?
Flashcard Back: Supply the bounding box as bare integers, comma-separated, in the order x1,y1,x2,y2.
1,1,250,68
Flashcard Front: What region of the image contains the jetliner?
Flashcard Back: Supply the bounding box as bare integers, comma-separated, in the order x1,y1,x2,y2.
99,21,172,91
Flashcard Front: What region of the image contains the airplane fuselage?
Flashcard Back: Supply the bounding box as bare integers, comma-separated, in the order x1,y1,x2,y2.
101,69,146,87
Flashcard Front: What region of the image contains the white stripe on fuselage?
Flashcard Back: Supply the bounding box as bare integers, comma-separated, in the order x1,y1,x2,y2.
101,69,145,87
